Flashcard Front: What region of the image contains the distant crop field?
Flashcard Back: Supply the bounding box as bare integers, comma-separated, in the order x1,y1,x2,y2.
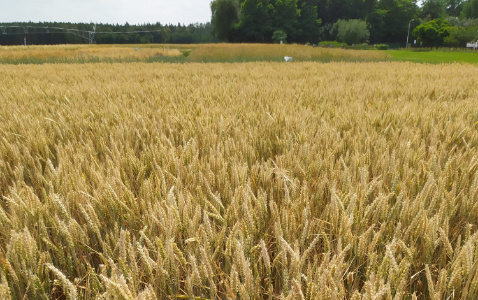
0,44,183,64
0,43,390,64
3,44,478,65
0,61,477,299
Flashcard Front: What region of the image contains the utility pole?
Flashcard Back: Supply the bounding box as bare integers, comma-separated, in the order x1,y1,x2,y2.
406,19,415,49
23,27,28,46
88,24,96,44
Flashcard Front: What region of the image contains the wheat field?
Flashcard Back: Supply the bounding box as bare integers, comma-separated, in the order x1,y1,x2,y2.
0,45,182,61
185,44,389,62
0,61,477,299
0,44,389,64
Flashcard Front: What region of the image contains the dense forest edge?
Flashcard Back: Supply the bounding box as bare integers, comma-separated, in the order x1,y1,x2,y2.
2,0,478,47
0,22,218,45
211,0,478,47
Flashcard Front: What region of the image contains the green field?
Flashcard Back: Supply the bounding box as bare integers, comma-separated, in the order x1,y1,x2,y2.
387,49,478,64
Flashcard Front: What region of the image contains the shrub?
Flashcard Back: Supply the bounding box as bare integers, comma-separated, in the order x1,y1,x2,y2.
181,50,192,57
375,43,390,50
318,41,346,48
332,19,370,45
272,30,288,43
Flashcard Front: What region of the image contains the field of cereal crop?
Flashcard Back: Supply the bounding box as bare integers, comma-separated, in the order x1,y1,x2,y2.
0,52,478,299
0,43,389,64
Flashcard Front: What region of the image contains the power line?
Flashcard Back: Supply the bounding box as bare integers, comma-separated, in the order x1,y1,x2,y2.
0,25,161,44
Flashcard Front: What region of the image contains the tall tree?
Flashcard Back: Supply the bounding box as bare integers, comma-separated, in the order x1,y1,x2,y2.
272,0,300,41
316,0,377,41
377,0,419,43
333,19,370,44
421,0,447,19
347,0,376,20
462,0,478,18
316,0,328,23
445,0,463,16
211,0,239,42
366,9,388,43
236,0,274,42
296,0,321,43
326,0,349,23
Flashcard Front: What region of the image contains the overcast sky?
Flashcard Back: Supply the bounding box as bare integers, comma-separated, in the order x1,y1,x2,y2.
0,0,213,25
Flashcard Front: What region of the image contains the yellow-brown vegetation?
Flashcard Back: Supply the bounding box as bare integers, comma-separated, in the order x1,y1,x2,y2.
0,44,389,63
0,61,477,299
187,43,389,61
0,44,182,61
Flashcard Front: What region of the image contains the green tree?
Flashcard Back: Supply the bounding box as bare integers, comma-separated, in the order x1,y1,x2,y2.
316,0,330,23
446,16,478,27
326,0,349,22
462,0,478,18
421,0,447,19
0,21,219,45
272,0,300,41
366,9,388,43
333,19,370,44
236,0,274,42
347,0,376,20
412,18,454,47
446,0,463,16
444,25,478,46
316,0,376,25
377,0,419,43
272,29,288,42
296,0,321,43
211,0,239,41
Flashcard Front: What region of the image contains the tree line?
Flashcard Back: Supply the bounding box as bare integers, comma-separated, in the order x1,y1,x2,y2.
0,22,218,45
211,0,478,46
3,0,478,48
